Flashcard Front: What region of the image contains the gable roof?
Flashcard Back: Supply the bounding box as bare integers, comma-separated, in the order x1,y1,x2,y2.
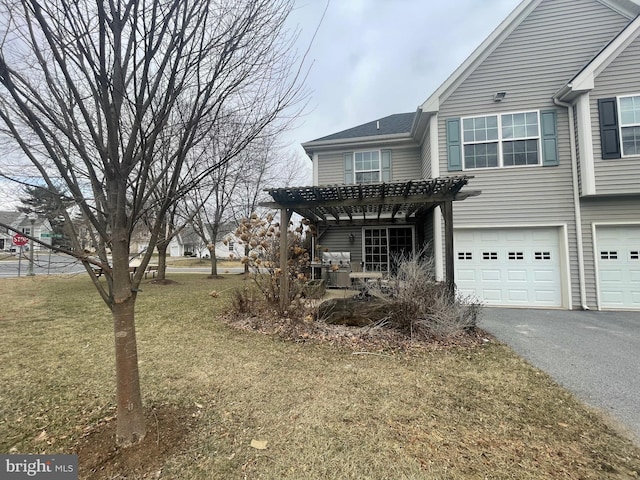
420,0,640,114
302,0,640,153
302,112,416,147
0,211,20,227
0,211,51,235
554,12,640,101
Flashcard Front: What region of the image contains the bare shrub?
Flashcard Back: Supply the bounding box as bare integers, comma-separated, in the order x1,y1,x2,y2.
226,245,482,347
366,251,482,341
235,213,311,312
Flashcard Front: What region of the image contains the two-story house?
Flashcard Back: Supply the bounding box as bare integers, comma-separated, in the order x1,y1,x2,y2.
270,0,640,311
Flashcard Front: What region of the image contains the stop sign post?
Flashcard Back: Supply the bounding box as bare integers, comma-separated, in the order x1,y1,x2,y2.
12,233,29,277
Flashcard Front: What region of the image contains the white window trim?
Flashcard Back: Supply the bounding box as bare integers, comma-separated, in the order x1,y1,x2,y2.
362,225,415,272
460,110,542,170
617,94,640,158
353,149,381,184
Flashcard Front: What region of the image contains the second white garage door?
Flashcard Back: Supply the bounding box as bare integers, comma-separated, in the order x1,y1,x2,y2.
596,225,640,310
455,228,563,307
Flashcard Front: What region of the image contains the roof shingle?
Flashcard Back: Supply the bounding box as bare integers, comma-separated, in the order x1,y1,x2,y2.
307,112,416,143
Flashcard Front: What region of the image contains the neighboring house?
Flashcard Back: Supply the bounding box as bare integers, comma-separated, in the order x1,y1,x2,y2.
0,211,54,251
168,223,243,259
286,0,640,311
130,223,152,254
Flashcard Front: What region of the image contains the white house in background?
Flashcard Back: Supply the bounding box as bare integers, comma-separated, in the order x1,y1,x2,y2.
212,234,244,260
0,211,53,251
168,223,244,259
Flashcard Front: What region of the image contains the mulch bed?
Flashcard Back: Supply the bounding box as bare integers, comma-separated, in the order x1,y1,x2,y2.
220,301,490,353
76,404,197,480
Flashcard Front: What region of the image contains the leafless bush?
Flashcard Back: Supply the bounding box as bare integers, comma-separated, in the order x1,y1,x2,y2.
227,247,482,346
367,251,482,341
235,213,311,311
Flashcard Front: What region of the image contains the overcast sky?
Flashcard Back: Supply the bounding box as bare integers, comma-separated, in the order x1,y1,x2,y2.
283,0,524,183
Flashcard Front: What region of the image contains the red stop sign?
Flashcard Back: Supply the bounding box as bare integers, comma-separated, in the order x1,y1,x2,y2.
12,233,28,246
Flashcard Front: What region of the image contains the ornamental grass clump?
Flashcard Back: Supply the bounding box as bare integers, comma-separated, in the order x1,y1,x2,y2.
367,252,482,341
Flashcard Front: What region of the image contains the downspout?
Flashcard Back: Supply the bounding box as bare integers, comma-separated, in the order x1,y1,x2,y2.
553,97,589,310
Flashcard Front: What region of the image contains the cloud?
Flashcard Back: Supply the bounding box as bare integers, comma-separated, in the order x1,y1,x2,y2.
286,0,522,150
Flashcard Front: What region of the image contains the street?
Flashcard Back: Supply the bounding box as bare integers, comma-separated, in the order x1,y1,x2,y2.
0,252,85,277
0,252,245,278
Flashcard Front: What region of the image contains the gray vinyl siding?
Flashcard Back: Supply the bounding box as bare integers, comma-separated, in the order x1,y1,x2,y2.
316,146,421,185
438,0,628,120
591,34,640,194
391,146,422,181
317,152,344,185
437,0,629,308
317,226,362,265
579,197,640,307
420,210,435,263
421,123,432,178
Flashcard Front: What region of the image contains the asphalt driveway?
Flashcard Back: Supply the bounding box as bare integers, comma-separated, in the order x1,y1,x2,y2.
480,308,640,444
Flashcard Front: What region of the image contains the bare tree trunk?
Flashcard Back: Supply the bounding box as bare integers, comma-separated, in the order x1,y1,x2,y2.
112,296,146,446
156,241,169,281
209,250,219,277
111,239,146,446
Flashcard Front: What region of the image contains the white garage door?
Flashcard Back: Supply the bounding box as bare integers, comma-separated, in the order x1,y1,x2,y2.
596,226,640,310
455,228,563,307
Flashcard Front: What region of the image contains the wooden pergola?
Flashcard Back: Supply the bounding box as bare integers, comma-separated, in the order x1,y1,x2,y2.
262,176,480,309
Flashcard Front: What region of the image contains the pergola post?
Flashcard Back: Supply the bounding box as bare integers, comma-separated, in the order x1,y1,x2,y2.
442,200,455,296
279,208,291,311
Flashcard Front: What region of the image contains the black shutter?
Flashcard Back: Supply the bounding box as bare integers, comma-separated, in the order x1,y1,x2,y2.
598,98,621,159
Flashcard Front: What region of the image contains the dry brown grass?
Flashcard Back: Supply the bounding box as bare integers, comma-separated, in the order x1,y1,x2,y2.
1,274,639,479
164,256,243,268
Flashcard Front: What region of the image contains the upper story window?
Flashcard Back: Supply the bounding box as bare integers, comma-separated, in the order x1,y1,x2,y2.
619,95,640,156
462,111,540,169
354,151,380,183
344,150,391,184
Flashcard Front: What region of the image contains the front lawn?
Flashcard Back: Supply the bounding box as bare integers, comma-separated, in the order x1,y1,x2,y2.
1,274,639,479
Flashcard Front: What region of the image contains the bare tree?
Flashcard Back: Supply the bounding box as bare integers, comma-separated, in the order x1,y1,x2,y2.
0,0,306,447
230,134,306,272
187,119,261,277
189,159,241,277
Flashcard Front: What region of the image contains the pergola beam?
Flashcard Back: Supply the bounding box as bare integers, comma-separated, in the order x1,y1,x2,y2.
262,191,478,211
